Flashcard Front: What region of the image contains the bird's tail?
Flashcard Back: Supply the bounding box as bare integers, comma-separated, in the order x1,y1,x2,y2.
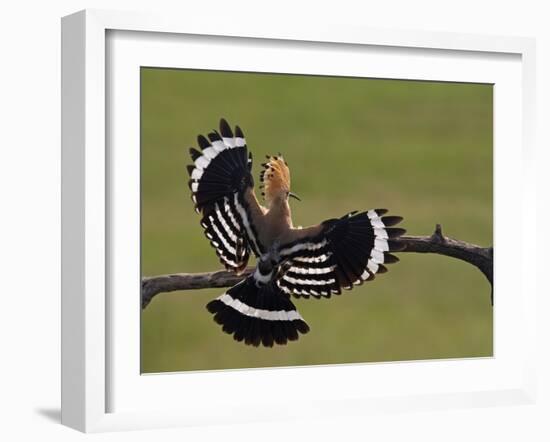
206,277,310,347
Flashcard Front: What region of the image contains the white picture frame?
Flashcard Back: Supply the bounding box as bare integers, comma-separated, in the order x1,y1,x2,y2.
61,9,537,433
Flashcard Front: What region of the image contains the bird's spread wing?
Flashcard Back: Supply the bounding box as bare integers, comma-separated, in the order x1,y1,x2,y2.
187,119,265,272
275,210,406,298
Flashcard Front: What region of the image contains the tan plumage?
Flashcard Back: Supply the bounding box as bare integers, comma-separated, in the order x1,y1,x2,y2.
243,155,321,248
260,155,291,203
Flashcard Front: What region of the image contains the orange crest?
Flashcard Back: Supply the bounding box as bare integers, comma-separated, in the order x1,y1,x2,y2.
260,155,291,202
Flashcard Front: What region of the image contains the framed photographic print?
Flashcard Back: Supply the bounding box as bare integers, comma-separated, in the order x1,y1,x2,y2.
61,9,537,432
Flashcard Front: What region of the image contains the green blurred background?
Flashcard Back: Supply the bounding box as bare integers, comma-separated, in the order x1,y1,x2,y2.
140,68,493,373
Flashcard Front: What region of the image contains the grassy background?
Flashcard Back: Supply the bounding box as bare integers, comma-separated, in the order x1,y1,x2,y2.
140,68,493,373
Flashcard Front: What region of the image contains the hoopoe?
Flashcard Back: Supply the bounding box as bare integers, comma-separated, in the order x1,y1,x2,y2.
187,119,405,347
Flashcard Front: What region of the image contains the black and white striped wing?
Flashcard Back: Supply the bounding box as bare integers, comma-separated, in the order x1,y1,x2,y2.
275,210,405,298
187,119,259,273
199,196,251,273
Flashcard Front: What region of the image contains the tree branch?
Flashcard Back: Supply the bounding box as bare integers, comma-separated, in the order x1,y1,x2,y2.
141,224,493,309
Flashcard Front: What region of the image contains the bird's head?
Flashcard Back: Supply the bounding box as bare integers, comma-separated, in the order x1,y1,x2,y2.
260,154,300,207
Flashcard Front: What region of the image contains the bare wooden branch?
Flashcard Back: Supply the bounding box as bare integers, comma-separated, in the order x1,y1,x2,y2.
142,268,254,309
398,224,493,285
396,224,493,305
142,224,493,309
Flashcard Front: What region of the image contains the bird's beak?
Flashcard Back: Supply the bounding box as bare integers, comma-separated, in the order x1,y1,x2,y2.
289,192,301,201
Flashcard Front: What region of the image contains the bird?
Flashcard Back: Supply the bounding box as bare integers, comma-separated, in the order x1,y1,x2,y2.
186,118,406,347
